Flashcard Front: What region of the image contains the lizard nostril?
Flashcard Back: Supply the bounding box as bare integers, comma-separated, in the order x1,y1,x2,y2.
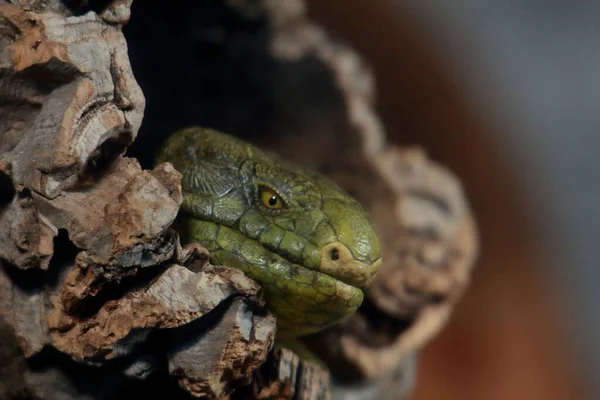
330,248,340,261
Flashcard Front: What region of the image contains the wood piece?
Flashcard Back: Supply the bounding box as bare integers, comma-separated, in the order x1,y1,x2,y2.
0,2,277,399
0,2,144,199
34,158,183,312
169,298,276,398
0,187,56,270
243,347,331,400
48,263,270,361
0,156,185,354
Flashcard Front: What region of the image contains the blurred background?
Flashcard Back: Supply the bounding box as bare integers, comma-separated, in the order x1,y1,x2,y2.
306,1,597,399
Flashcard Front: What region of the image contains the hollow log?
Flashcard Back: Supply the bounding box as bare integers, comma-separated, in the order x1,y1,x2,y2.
0,0,478,399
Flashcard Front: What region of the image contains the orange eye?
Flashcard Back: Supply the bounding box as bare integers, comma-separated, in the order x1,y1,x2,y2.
259,185,284,209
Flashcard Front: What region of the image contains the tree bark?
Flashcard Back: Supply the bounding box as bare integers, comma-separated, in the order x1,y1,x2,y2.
0,0,479,399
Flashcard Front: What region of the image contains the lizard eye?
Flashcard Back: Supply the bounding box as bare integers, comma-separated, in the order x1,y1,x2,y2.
259,185,284,209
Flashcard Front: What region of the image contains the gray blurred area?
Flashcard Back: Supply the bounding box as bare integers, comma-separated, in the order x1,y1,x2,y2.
401,0,600,396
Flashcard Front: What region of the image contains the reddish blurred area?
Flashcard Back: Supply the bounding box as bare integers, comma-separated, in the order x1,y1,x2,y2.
306,1,584,399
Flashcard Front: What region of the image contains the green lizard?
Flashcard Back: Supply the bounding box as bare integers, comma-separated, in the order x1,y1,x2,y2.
157,127,381,339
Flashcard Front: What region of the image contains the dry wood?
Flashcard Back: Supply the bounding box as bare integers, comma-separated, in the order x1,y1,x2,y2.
0,2,277,398
244,347,330,400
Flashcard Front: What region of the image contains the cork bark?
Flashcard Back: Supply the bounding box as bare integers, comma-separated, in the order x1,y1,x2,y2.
0,0,478,399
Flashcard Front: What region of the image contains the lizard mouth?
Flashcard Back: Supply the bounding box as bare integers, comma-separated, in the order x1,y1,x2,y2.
328,258,382,289
262,260,365,338
175,216,377,337
268,244,381,296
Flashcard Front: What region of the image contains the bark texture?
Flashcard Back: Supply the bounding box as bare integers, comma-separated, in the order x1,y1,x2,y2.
0,0,479,399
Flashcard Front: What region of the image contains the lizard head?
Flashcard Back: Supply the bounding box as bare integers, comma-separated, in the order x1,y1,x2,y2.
157,127,381,337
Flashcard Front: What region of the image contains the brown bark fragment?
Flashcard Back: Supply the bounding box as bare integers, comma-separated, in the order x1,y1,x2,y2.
0,3,144,199
0,192,56,269
0,266,50,356
31,158,180,255
101,0,133,25
170,298,276,398
48,264,271,362
1,4,70,71
248,347,330,400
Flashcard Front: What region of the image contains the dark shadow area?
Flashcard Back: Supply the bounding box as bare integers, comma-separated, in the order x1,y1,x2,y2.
48,229,79,278
0,317,31,400
18,59,81,93
1,228,77,293
22,299,249,400
301,298,413,383
123,0,345,170
25,340,186,400
111,297,248,400
124,0,271,168
62,230,180,318
77,130,133,187
0,169,15,210
64,260,170,320
357,299,413,348
62,0,113,16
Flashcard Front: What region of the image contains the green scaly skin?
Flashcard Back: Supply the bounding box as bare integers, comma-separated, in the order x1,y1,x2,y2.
156,127,382,339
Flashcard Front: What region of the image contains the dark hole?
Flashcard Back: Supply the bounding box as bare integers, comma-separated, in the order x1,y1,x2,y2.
429,293,446,305
46,229,80,287
49,229,79,268
301,298,414,383
62,0,113,15
358,299,413,345
0,171,15,210
0,229,78,293
330,248,339,261
79,132,132,185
